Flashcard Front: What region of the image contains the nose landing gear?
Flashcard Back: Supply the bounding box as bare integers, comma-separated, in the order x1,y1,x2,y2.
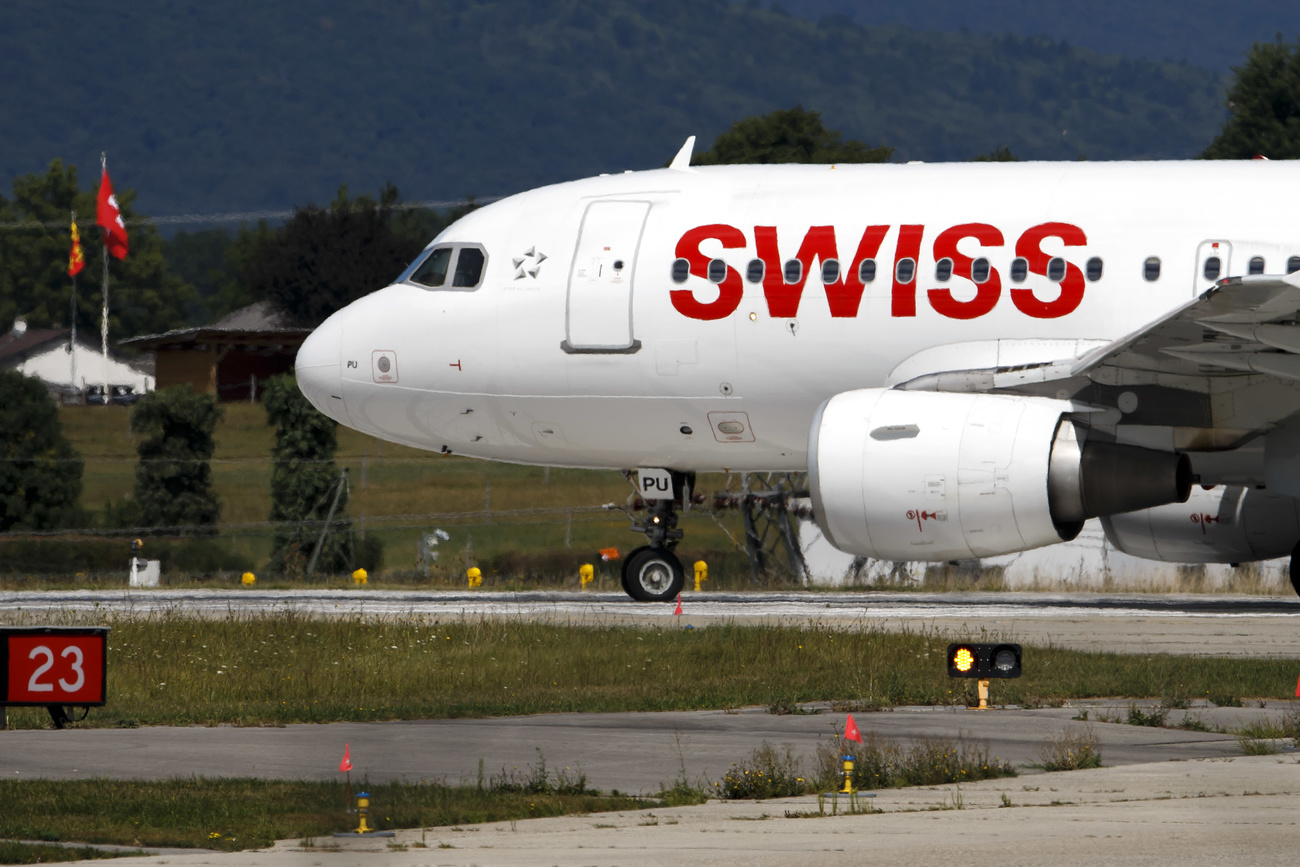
621,471,693,602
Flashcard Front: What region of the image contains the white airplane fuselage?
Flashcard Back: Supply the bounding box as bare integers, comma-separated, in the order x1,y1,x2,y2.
296,160,1299,475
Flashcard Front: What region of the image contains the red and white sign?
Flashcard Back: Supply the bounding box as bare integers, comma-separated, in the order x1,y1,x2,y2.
5,630,107,705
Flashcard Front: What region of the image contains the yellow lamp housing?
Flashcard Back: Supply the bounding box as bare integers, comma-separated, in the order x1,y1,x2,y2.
946,642,1022,679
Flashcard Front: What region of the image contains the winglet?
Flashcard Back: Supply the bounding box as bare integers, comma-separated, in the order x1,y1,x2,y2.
668,136,696,171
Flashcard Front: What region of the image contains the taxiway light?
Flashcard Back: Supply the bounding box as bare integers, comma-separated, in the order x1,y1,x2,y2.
946,643,1022,679
241,572,255,586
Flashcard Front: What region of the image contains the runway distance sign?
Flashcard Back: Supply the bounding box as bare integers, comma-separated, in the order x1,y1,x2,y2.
2,626,108,706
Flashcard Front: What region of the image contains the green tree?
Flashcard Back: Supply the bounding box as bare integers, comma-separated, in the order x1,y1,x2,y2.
129,387,222,533
973,146,1019,161
692,106,892,165
243,184,459,327
0,370,84,531
0,159,197,339
263,374,353,575
1203,38,1300,159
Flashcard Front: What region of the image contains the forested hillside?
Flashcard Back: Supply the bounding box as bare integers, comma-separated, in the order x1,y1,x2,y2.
1,0,1227,217
780,0,1300,73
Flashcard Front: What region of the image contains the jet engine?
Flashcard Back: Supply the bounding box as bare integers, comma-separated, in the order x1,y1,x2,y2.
1101,485,1300,564
808,389,1192,561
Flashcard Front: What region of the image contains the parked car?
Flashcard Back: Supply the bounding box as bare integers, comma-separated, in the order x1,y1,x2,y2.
85,384,141,406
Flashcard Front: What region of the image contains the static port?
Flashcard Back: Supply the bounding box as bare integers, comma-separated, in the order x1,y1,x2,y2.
680,425,693,435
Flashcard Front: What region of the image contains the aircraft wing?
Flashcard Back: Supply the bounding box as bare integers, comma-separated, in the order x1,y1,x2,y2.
902,273,1300,451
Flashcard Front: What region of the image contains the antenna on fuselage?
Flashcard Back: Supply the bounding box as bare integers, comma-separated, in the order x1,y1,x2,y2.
668,136,696,171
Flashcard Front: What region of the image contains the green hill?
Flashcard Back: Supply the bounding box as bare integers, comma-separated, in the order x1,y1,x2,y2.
0,0,1227,218
779,0,1300,73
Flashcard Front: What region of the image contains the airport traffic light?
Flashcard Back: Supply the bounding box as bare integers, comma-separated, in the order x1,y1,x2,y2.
946,642,1022,679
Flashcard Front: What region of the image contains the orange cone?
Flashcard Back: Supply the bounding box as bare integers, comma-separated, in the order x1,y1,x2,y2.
674,594,682,616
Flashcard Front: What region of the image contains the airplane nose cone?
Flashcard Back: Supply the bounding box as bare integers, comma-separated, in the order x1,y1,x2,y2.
296,313,343,419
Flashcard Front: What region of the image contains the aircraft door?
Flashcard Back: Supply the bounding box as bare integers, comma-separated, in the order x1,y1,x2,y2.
1193,240,1232,296
563,200,649,353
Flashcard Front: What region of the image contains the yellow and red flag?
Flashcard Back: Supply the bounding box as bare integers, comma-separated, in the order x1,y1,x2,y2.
68,220,85,277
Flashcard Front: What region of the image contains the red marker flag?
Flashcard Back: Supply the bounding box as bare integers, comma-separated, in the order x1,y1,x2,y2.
339,743,353,772
96,168,128,260
1295,675,1300,699
844,714,862,743
68,220,85,276
674,594,682,616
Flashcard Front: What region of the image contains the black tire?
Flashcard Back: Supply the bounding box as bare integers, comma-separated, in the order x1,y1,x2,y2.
1290,541,1300,598
622,546,685,602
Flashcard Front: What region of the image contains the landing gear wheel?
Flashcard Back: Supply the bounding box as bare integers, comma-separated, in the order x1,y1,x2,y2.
622,546,685,602
1290,541,1300,597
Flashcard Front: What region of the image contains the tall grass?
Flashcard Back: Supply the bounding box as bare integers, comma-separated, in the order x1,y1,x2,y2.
3,613,1294,729
0,778,653,852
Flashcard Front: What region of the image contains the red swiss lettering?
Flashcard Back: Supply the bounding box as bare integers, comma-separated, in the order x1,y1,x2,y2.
670,224,745,321
1011,222,1087,319
755,225,891,318
890,225,925,317
927,223,1004,320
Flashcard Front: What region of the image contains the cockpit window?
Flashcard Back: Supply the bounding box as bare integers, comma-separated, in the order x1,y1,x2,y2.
404,244,488,291
453,247,486,287
408,247,452,288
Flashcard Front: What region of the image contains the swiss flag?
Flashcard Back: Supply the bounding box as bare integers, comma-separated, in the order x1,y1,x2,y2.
339,743,353,772
96,168,128,260
843,714,862,743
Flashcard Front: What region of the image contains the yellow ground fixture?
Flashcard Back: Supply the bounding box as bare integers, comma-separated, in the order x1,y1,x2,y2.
352,568,367,585
693,560,707,592
332,791,395,839
946,642,1022,709
840,754,855,793
467,566,482,588
241,572,255,586
579,563,594,590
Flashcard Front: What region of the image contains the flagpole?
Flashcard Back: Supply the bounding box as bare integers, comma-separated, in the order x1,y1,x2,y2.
69,209,78,399
100,152,110,402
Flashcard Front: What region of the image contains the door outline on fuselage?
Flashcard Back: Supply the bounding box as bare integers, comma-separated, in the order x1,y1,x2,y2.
1193,240,1233,297
561,200,650,354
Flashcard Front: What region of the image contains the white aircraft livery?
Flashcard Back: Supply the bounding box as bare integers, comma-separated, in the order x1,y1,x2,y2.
296,139,1300,601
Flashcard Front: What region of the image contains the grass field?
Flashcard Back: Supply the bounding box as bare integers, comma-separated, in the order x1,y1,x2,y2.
0,777,663,853
1,613,1296,729
48,404,756,582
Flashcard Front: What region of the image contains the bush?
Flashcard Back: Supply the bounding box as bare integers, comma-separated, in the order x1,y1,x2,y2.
0,370,84,530
263,374,352,574
0,538,252,577
1038,727,1103,771
713,742,807,800
130,387,222,534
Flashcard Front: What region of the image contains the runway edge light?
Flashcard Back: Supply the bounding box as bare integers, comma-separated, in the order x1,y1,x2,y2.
945,642,1022,679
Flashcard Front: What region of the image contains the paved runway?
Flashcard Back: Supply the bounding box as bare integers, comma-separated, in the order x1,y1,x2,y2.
4,588,1300,656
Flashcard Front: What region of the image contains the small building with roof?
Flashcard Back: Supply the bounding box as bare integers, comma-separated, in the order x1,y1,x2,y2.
120,301,311,402
0,318,154,402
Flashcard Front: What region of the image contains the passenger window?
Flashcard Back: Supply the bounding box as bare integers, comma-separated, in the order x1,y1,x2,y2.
821,259,840,284
935,258,953,282
1289,256,1300,274
1144,257,1161,282
671,258,690,283
784,259,803,284
707,258,727,284
1086,257,1103,282
1249,256,1265,275
1047,257,1066,283
452,247,486,288
971,257,990,284
1203,256,1221,281
895,258,916,284
858,259,877,283
746,259,765,283
409,247,452,288
1010,257,1028,283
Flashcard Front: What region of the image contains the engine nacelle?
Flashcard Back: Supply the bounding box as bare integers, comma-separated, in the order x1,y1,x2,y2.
808,389,1192,561
1101,485,1300,563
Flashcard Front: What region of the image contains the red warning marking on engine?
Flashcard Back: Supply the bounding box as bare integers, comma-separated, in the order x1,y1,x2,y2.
1191,513,1220,534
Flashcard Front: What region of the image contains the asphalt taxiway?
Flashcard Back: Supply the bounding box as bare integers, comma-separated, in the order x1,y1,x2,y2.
3,588,1300,656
